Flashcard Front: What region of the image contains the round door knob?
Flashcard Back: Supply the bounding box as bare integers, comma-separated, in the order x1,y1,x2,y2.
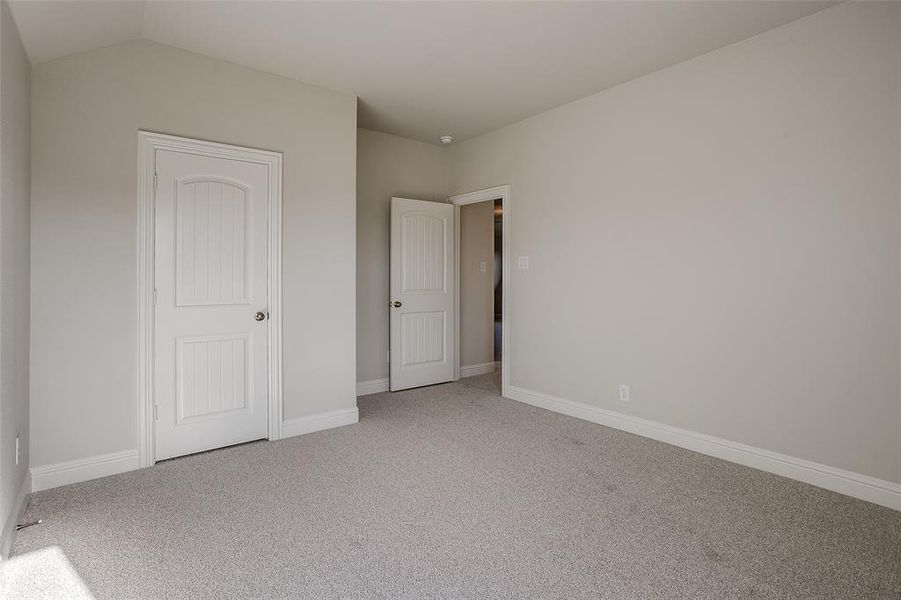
392,301,402,308
254,311,266,321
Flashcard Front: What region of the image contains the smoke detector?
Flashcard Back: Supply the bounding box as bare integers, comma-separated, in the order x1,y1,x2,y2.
439,135,455,145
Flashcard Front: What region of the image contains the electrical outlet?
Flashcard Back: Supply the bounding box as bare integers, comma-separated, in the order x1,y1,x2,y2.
517,256,530,270
479,260,487,273
15,434,19,466
619,385,630,402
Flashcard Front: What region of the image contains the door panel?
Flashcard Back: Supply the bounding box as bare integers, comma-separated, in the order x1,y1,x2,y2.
155,150,269,461
176,334,249,422
401,213,446,292
390,198,455,391
176,179,249,306
401,312,446,365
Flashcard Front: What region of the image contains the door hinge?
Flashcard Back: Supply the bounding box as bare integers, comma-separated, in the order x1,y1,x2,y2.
153,404,159,421
152,288,157,306
153,172,158,191
387,349,390,364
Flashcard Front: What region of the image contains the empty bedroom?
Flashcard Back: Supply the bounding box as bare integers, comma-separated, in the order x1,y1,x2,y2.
0,1,900,598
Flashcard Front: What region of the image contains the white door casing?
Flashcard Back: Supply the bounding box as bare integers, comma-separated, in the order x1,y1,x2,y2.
390,198,456,391
449,185,511,399
138,131,283,468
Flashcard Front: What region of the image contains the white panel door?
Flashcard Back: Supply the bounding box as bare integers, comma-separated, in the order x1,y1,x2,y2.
154,150,269,460
390,198,456,391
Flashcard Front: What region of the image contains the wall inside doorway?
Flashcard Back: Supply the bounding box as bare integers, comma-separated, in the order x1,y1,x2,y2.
493,199,503,362
459,201,495,369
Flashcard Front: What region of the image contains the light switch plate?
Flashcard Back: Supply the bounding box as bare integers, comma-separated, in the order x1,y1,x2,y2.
518,256,530,270
479,260,487,273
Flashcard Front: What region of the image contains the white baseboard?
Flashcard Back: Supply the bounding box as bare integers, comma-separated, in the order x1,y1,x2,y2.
28,407,359,493
460,362,497,378
357,365,498,393
28,408,360,493
0,472,32,560
357,378,389,396
281,407,359,439
507,385,901,511
31,449,139,493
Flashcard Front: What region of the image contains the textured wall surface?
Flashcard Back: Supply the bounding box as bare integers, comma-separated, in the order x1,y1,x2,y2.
449,2,901,482
0,0,30,543
31,40,357,467
356,128,448,383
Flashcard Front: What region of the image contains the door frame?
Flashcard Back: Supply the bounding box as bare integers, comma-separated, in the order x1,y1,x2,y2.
449,185,510,398
137,130,283,468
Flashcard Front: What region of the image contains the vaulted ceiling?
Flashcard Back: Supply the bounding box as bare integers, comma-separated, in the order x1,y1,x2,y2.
9,1,837,144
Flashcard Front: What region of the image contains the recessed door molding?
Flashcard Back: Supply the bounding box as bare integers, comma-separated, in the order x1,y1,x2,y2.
449,184,510,399
137,131,283,468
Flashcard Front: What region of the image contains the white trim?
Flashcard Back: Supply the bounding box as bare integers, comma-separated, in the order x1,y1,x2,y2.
137,131,284,468
460,362,496,378
507,385,901,511
281,408,360,439
450,185,509,207
357,378,390,396
30,450,140,494
449,185,510,399
0,473,31,560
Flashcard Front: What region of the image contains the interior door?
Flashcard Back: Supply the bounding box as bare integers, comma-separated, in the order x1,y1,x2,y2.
390,197,456,391
154,149,269,460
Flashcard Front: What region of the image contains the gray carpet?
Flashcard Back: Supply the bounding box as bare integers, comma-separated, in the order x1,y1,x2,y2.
6,373,901,599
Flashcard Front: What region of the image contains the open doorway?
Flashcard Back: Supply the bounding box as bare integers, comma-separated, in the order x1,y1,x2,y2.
459,199,499,381
493,199,503,364
451,186,510,397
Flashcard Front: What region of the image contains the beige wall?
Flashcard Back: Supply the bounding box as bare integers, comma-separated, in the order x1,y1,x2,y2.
459,201,494,367
356,128,448,383
30,40,357,468
448,2,901,482
0,0,30,547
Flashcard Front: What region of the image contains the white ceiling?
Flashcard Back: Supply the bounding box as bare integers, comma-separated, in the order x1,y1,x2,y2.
9,1,837,144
